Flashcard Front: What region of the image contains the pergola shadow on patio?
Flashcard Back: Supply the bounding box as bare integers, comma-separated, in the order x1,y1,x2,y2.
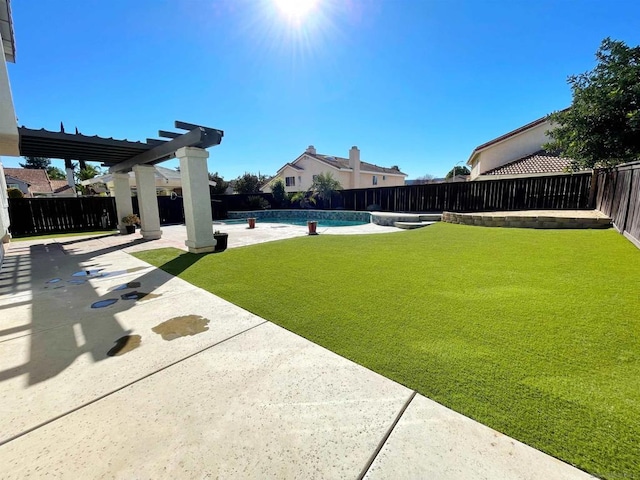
18,121,224,253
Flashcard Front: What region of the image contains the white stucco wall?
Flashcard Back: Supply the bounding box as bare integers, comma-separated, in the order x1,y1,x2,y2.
469,121,553,180
0,44,18,157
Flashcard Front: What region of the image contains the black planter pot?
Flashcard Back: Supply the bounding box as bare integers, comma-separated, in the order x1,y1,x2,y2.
214,233,228,252
125,225,136,234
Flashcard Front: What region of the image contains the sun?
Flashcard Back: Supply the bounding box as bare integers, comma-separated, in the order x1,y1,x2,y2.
273,0,319,23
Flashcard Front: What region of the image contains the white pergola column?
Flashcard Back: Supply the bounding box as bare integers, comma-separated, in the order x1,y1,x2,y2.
133,165,162,240
112,173,133,234
177,147,215,253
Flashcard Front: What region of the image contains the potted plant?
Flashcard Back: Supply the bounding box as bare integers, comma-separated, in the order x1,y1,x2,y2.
122,213,140,234
213,230,229,252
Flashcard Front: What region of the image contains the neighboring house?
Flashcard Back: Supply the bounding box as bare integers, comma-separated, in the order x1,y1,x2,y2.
261,145,407,193
4,168,75,197
466,114,576,180
81,165,217,196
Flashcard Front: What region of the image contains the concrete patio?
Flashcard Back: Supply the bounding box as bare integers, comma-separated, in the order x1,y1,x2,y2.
0,224,595,479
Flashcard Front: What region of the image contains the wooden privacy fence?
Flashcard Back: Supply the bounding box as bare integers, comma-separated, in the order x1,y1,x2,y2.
8,197,118,237
594,161,640,248
339,173,594,212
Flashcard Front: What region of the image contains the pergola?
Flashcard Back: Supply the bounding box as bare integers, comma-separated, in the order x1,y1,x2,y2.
18,121,224,253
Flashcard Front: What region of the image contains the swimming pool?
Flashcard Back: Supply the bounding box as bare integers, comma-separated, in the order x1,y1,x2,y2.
220,218,369,227
224,209,372,227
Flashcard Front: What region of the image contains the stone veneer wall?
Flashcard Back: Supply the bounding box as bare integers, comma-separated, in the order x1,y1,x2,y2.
227,210,372,222
442,212,612,229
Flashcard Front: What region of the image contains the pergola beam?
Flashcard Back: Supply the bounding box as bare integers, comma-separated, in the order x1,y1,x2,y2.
109,124,223,173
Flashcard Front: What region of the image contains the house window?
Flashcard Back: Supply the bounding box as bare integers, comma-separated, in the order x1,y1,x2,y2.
285,176,295,187
372,176,378,185
382,175,386,181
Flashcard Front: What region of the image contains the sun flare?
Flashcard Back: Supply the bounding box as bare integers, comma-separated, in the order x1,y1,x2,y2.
273,0,319,22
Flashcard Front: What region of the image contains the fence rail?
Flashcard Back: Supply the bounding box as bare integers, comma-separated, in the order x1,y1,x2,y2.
594,161,640,248
339,173,594,212
8,197,118,237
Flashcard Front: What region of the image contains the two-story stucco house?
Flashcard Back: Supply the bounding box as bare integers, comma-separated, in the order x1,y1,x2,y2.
262,145,407,193
467,114,575,181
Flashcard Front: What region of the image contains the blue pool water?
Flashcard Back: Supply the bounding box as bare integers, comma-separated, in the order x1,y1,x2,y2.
220,218,368,227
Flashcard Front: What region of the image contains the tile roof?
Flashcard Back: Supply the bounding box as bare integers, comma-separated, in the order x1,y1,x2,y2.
4,168,53,194
483,151,573,176
306,153,406,175
50,180,73,193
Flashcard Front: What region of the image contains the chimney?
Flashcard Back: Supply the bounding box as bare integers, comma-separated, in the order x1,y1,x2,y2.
306,145,316,155
349,146,360,189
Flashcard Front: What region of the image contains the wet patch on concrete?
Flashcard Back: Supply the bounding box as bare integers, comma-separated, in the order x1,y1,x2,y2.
152,315,210,341
107,335,142,356
68,279,87,285
113,281,142,291
91,298,118,309
119,291,160,301
46,278,62,284
72,269,104,277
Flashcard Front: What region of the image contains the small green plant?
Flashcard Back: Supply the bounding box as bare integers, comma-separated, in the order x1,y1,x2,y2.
122,213,140,226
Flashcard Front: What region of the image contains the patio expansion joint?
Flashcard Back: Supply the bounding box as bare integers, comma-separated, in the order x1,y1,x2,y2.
356,389,418,480
0,320,269,448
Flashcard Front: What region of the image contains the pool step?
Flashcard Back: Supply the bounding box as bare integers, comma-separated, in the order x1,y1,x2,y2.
394,221,436,230
372,212,442,226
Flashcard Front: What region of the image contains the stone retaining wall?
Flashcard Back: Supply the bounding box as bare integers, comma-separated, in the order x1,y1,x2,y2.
442,212,612,229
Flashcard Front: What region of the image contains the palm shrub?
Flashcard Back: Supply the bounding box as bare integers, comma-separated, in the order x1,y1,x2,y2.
311,172,342,209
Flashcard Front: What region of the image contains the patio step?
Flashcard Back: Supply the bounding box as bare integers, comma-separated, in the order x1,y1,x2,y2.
394,221,436,230
372,212,442,226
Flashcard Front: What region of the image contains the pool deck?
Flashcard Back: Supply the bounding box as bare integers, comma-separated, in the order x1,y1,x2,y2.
0,223,595,479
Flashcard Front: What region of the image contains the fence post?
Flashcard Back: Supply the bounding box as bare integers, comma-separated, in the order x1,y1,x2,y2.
587,169,599,209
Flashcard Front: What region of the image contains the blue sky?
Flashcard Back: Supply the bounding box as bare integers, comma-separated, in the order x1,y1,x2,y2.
4,0,640,179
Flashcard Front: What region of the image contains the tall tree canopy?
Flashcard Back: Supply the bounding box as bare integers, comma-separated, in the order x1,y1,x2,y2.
20,156,51,169
546,38,640,169
208,172,229,195
445,166,470,179
234,173,262,194
76,164,102,182
46,166,66,180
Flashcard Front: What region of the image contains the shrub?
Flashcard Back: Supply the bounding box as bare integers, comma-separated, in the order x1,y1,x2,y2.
246,196,270,210
7,188,24,198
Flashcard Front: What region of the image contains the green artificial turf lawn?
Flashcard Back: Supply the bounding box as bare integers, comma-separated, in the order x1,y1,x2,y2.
133,223,640,479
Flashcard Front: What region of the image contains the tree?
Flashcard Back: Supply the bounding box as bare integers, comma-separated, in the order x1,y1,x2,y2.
20,156,51,169
76,164,101,182
545,38,640,169
310,172,342,208
415,174,435,185
234,173,262,194
270,178,288,206
445,166,470,180
47,166,66,180
208,172,229,195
